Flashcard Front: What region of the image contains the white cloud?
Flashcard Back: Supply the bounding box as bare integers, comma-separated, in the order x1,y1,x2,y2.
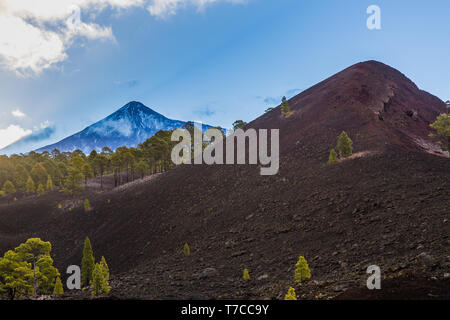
11,109,26,118
147,0,184,16
0,0,139,76
147,0,246,17
0,14,67,75
0,124,32,149
0,0,246,75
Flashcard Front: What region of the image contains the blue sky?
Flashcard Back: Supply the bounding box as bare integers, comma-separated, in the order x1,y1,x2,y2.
0,0,449,153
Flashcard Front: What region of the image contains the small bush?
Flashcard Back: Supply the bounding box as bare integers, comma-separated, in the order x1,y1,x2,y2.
294,256,311,283
243,268,250,280
284,287,297,300
184,243,190,256
328,148,338,164
336,131,353,158
281,96,291,116
84,198,91,211
53,277,64,295
430,113,450,151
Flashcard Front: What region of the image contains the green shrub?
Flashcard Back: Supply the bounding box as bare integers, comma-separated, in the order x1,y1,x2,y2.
81,237,94,287
91,260,111,296
281,96,291,116
184,243,190,256
84,198,91,211
243,268,250,280
336,131,353,158
284,287,297,300
294,256,311,283
430,113,450,151
53,277,64,295
328,148,338,164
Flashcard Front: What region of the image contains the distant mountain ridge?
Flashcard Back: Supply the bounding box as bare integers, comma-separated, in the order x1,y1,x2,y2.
34,101,204,154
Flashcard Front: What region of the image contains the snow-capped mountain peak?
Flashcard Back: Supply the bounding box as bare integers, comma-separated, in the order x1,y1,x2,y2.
34,101,202,154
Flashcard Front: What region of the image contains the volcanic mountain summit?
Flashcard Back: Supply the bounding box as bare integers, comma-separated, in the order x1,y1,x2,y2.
0,61,448,299
251,60,447,158
34,101,189,154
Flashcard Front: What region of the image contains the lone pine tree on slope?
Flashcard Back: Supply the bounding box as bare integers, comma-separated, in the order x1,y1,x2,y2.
281,96,291,116
81,237,95,287
243,268,250,280
184,243,190,256
295,256,311,283
336,131,353,158
284,287,297,300
328,148,338,164
430,113,450,152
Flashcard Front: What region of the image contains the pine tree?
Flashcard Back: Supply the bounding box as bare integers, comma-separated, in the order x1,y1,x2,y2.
13,165,29,192
14,238,55,297
46,175,54,191
3,180,16,203
37,183,45,196
93,154,109,189
0,250,34,299
136,160,149,179
284,287,297,300
53,276,64,295
430,113,450,151
25,177,36,194
243,268,250,280
81,237,95,287
99,256,110,283
336,131,353,158
184,243,190,256
3,180,16,201
281,96,291,116
328,148,338,164
294,256,311,283
63,166,84,194
82,163,93,185
91,262,111,296
84,198,91,211
30,163,48,186
232,120,247,130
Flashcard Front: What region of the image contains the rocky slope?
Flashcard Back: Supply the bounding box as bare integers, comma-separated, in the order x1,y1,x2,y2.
0,61,448,299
